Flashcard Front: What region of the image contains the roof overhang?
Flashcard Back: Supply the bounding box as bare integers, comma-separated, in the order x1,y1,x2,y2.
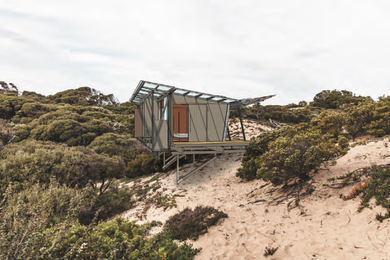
129,80,275,109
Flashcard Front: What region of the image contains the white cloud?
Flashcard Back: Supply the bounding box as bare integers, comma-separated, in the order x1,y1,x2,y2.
0,0,389,104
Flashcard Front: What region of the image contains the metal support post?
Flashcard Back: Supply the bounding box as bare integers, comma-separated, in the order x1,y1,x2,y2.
177,156,217,184
151,90,154,145
163,152,165,167
176,154,179,184
193,154,195,165
237,107,246,141
167,94,172,148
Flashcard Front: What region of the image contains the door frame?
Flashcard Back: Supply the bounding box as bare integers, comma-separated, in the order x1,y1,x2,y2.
172,104,189,142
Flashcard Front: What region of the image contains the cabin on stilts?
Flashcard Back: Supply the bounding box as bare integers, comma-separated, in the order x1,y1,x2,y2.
129,80,274,184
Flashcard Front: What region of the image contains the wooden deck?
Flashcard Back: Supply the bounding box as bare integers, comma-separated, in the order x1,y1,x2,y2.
172,139,249,146
170,139,250,155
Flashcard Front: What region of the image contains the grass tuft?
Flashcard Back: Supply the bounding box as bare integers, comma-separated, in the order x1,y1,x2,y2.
263,246,278,257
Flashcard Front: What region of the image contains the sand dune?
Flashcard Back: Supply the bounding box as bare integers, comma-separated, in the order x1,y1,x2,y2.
121,131,390,260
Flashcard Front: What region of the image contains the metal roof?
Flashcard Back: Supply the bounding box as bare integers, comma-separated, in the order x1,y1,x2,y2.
129,80,275,109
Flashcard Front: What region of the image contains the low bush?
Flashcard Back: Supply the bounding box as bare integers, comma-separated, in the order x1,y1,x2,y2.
126,152,162,179
165,206,228,241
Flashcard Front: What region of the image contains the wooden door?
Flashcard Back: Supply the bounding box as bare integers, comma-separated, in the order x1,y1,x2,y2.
173,104,188,142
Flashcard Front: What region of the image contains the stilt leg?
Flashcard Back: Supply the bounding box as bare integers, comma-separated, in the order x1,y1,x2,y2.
176,154,179,184
163,152,165,167
193,154,195,165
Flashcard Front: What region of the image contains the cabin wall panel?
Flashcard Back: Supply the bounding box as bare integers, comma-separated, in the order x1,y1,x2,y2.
134,108,143,137
153,120,168,150
142,98,159,138
207,103,227,141
189,105,207,142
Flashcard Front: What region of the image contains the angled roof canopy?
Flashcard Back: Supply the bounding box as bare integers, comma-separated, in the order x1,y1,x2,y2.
129,80,275,109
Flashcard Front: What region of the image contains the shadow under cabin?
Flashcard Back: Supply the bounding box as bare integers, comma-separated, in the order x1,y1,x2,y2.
129,80,275,184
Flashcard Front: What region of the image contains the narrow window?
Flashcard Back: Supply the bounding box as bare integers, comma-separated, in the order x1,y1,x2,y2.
159,97,168,120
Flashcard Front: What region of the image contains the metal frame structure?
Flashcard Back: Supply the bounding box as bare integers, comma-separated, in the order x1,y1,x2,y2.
130,80,275,184
130,80,275,110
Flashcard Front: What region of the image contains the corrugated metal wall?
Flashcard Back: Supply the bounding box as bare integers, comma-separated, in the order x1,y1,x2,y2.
134,108,143,137
153,121,168,150
142,98,159,138
207,103,227,141
189,105,207,142
142,99,152,137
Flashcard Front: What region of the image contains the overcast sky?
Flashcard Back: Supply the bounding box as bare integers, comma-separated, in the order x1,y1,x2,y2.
1,1,390,105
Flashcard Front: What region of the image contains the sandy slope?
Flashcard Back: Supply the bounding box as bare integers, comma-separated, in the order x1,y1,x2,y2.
121,127,390,260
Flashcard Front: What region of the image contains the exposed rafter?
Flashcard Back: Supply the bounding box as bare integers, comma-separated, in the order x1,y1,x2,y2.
129,80,275,109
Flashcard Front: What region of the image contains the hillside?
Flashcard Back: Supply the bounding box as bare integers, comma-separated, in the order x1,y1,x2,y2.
121,125,389,259
1,83,390,259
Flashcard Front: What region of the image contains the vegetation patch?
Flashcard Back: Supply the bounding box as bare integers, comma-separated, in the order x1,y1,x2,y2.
0,182,200,259
156,194,178,211
359,168,390,222
334,166,390,222
135,181,182,219
165,206,228,241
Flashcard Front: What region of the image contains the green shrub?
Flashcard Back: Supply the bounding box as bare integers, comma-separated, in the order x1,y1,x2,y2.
0,182,83,259
310,110,345,138
12,123,31,141
344,100,374,139
29,115,112,146
88,133,139,163
16,102,52,121
165,206,228,241
0,140,125,197
237,126,298,181
281,107,311,124
103,101,136,115
86,181,135,223
23,110,113,146
311,90,370,109
363,96,390,137
126,152,162,179
0,94,30,120
47,87,119,106
48,218,200,260
0,119,14,149
1,181,91,228
237,126,348,185
89,133,161,179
